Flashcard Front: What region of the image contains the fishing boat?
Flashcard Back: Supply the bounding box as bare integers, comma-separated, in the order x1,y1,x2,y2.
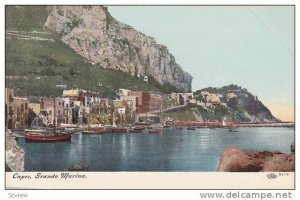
187,127,196,130
128,126,145,133
112,127,127,133
228,127,238,132
25,130,71,141
82,129,104,135
222,120,226,127
25,98,71,142
148,129,161,134
133,126,145,131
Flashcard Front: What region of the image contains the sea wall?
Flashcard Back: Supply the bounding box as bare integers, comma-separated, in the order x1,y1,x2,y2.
217,147,294,172
6,129,25,171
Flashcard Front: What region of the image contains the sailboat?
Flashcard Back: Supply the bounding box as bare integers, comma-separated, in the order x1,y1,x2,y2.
222,120,226,127
25,98,71,142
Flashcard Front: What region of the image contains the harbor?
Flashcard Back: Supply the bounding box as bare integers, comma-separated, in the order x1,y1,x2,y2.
14,127,294,171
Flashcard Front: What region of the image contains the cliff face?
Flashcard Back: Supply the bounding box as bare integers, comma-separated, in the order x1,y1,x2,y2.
44,6,192,92
194,85,279,122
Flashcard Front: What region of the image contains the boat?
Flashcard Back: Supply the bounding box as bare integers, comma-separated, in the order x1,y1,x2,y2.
111,127,127,133
82,130,104,135
163,125,171,128
25,130,71,141
59,123,77,128
148,129,161,134
228,127,238,132
128,126,145,133
187,127,196,130
25,98,71,142
133,126,145,131
222,120,226,127
25,128,47,133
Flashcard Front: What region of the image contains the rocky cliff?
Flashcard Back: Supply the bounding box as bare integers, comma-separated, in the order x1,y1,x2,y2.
217,148,294,172
194,84,279,122
6,129,25,171
44,6,192,92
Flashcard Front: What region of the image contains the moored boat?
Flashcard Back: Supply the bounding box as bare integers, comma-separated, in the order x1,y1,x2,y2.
148,129,161,134
25,130,71,142
129,126,145,133
134,126,145,131
187,127,196,130
82,130,104,135
228,127,238,132
25,98,71,142
112,127,127,133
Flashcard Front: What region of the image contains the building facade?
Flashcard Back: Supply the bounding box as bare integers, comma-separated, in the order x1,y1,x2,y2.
5,88,29,129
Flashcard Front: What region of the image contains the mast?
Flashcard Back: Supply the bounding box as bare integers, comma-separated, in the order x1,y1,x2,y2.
54,97,57,134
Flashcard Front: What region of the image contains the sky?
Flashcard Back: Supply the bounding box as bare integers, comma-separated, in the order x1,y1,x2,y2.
108,6,294,121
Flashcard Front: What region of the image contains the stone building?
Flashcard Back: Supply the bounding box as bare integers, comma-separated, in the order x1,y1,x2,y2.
5,88,29,129
128,91,151,114
89,98,114,125
149,93,163,112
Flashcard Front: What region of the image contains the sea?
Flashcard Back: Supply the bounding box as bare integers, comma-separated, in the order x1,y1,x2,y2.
17,127,294,171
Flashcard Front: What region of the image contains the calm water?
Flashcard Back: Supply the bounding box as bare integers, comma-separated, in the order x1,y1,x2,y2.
17,127,294,171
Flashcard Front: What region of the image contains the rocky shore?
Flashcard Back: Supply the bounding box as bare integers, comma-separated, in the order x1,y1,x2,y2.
5,129,25,171
217,147,295,172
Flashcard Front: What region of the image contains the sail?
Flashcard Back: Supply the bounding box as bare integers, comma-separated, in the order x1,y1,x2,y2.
222,120,226,126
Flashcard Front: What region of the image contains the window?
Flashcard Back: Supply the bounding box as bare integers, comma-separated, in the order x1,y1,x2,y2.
49,110,52,115
21,104,24,112
25,103,28,110
9,94,13,102
58,110,61,115
9,106,13,114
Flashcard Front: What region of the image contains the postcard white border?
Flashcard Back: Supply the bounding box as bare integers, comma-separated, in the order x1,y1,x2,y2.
6,172,294,189
2,1,297,198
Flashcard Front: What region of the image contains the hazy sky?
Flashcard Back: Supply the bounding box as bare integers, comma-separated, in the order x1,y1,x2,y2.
108,6,294,121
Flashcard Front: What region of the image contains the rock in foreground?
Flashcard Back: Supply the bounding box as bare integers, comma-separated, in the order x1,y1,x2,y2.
5,129,25,171
217,148,294,172
68,163,89,171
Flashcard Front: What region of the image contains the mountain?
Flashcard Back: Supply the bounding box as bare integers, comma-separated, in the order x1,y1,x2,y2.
161,85,279,122
5,6,191,97
44,6,192,92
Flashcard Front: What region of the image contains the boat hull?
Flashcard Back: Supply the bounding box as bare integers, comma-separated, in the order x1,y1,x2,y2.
148,130,161,134
82,130,104,135
112,128,127,133
25,133,71,142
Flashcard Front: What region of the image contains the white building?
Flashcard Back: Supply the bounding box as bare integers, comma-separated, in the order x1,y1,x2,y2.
143,76,148,83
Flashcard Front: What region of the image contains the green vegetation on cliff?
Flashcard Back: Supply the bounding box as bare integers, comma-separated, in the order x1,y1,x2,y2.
5,6,179,97
162,85,279,122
